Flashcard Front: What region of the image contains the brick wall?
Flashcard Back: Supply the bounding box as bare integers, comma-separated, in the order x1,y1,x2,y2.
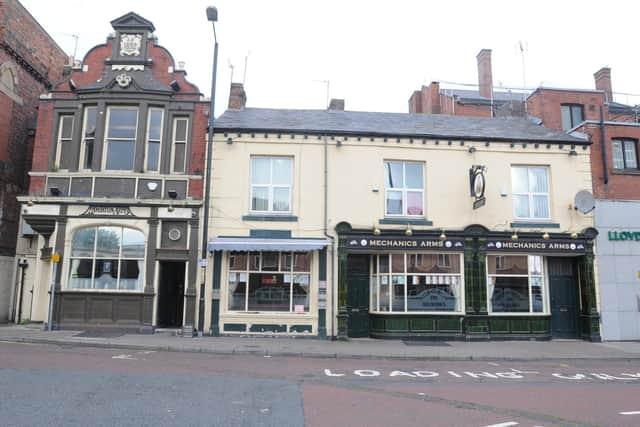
526,89,606,130
0,0,67,256
581,122,640,200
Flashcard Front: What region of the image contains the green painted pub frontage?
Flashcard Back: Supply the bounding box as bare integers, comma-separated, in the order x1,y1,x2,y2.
335,222,601,341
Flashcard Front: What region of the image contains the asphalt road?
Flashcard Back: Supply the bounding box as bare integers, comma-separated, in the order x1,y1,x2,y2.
1,341,639,427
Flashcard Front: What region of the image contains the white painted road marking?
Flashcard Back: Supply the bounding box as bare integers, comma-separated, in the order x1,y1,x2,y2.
483,422,519,427
620,411,640,415
112,354,137,360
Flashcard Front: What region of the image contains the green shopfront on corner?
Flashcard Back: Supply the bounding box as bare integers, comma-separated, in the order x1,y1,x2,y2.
336,223,601,341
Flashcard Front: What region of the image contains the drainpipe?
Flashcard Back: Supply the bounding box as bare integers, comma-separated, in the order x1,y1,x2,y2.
600,105,609,185
323,132,336,339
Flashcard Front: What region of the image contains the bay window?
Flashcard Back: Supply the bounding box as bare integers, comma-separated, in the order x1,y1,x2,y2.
487,255,545,314
511,166,550,220
384,161,424,216
67,226,145,291
227,251,311,313
250,157,293,213
145,108,164,172
370,253,462,313
104,107,138,171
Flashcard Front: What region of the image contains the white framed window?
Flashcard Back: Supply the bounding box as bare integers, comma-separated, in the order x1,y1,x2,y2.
370,252,463,313
144,108,164,172
250,156,293,213
612,138,638,170
54,114,74,170
170,117,189,173
384,161,424,217
67,226,145,291
487,255,546,314
227,251,311,313
78,107,97,171
103,107,138,171
511,166,550,220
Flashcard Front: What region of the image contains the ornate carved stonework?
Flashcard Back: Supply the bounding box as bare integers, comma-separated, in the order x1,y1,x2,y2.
112,64,144,71
119,34,142,56
115,73,132,88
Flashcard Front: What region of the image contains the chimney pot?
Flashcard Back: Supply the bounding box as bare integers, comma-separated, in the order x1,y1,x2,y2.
328,98,345,111
228,83,247,109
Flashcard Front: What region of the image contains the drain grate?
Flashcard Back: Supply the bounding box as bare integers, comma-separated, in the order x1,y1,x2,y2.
402,340,451,347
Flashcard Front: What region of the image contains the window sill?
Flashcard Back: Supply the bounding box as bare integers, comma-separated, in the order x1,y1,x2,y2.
487,312,550,316
510,221,560,228
370,311,464,315
242,214,298,222
611,169,640,176
379,218,433,226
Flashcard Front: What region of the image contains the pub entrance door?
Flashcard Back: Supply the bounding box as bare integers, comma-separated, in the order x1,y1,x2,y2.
347,254,370,338
548,257,580,338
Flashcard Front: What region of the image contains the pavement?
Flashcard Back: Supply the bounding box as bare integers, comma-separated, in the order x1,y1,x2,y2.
1,323,640,360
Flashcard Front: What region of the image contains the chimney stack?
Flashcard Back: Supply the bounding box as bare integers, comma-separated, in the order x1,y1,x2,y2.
328,98,345,111
594,67,612,102
476,49,493,99
228,83,247,109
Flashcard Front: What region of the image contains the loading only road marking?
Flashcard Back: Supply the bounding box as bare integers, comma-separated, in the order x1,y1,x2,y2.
324,369,640,382
620,411,640,415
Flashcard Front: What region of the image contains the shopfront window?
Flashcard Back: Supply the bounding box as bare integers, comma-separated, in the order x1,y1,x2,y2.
67,226,145,291
487,255,545,314
370,253,462,313
227,251,311,313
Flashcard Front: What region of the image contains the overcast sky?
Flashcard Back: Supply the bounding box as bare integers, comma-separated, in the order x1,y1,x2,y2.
21,0,640,115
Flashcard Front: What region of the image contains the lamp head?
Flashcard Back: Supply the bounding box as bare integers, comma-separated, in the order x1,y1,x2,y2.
206,6,218,22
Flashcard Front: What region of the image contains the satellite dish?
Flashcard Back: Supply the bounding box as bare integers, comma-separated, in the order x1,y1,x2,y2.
574,190,595,214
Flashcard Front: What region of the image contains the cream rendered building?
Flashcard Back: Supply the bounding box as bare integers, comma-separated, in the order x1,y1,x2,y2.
202,85,601,341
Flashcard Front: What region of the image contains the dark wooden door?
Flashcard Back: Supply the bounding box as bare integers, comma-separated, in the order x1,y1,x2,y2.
548,258,580,338
157,261,185,328
347,254,370,338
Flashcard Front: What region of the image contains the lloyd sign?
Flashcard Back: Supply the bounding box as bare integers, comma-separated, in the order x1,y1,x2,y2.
347,237,464,251
608,230,640,241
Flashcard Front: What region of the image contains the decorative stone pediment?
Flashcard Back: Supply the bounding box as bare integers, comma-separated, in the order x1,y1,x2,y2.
110,12,155,32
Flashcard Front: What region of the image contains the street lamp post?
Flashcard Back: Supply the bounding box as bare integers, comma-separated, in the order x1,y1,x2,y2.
199,6,219,336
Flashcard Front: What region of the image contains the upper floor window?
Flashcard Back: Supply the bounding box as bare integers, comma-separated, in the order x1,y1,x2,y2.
250,156,292,213
104,107,138,171
67,226,145,291
54,115,74,170
612,138,638,170
384,161,424,217
79,107,97,170
511,166,550,220
171,117,189,173
560,104,584,131
145,108,164,172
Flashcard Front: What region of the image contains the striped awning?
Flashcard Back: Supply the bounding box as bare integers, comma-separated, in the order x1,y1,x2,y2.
207,237,329,252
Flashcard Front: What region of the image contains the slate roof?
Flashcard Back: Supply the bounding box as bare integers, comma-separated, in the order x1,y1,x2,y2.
215,107,584,144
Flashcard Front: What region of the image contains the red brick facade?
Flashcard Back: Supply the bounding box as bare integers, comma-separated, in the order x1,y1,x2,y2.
0,0,67,255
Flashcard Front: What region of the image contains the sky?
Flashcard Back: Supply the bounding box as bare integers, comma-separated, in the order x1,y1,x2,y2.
20,0,640,116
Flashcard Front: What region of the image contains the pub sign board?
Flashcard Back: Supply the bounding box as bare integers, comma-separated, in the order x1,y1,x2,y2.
486,239,586,254
347,236,465,251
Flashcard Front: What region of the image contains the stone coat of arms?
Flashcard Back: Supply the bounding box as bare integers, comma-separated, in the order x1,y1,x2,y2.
120,34,142,56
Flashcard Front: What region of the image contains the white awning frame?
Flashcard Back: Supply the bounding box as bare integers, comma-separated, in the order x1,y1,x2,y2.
207,237,329,252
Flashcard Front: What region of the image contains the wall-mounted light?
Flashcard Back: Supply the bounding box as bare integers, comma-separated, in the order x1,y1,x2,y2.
336,140,343,147
570,231,578,239
568,149,578,156
373,225,381,236
439,229,447,241
511,231,519,241
168,203,175,212
226,137,233,144
27,199,34,206
542,232,550,240
49,187,61,196
468,146,477,154
167,190,178,199
405,224,413,236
